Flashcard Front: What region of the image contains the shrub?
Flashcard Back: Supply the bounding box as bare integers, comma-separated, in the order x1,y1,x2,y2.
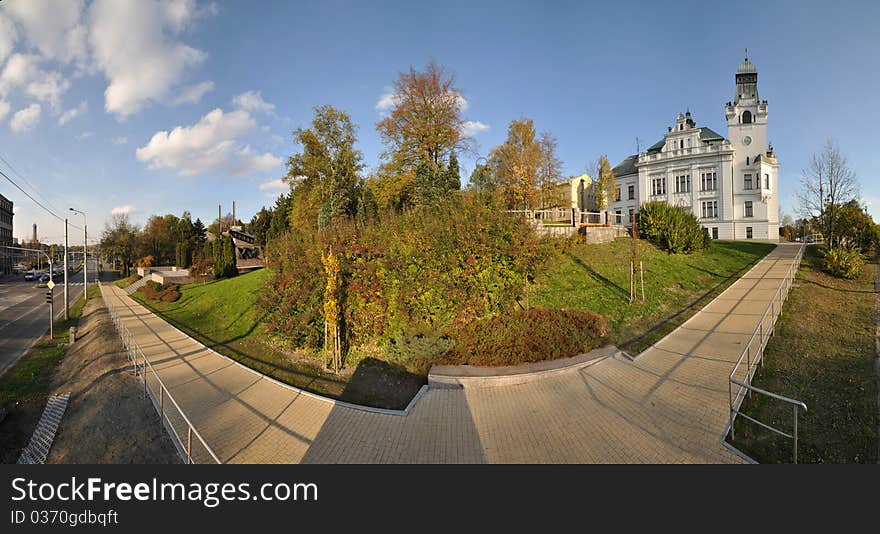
136,255,154,268
138,281,181,302
823,247,863,279
261,194,552,352
385,331,456,366
443,307,609,367
638,201,709,254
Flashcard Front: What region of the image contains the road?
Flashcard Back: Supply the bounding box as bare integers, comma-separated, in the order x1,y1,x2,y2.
0,261,95,377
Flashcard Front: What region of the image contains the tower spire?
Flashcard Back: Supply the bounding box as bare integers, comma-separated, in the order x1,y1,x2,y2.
744,47,748,60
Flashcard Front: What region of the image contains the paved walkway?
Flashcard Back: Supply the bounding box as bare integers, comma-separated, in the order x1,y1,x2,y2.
101,243,802,463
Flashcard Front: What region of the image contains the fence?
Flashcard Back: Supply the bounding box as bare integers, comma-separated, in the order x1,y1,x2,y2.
727,244,807,462
99,283,221,464
508,209,626,227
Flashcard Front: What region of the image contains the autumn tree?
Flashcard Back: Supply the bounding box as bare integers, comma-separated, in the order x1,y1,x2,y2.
375,61,469,209
595,155,616,211
537,132,563,208
285,105,365,230
798,139,859,246
100,213,140,275
489,118,543,210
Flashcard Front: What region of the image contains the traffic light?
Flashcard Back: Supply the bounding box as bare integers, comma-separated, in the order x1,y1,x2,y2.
45,291,53,304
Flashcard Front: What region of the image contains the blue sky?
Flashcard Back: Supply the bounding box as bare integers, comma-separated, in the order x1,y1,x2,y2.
1,0,878,246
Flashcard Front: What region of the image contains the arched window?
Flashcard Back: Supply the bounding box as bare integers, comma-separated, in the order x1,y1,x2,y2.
742,110,752,124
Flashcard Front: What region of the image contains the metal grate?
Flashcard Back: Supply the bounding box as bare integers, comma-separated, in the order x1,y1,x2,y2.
17,393,70,464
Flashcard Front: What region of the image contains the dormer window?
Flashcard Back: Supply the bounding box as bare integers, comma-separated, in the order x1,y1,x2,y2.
742,110,752,124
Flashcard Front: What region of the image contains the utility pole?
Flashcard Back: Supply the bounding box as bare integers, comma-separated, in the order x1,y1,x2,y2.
70,208,87,293
218,204,222,234
64,219,69,320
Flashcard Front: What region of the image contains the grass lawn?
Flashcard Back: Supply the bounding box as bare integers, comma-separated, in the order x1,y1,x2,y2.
730,245,879,463
130,270,425,410
0,284,100,463
531,238,776,353
114,274,141,289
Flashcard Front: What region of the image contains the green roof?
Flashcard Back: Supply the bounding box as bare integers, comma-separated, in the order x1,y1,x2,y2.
699,127,725,142
737,58,757,74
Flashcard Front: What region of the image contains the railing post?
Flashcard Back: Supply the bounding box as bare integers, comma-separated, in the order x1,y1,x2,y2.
728,380,734,441
159,384,164,416
187,427,193,464
746,346,751,394
793,405,798,464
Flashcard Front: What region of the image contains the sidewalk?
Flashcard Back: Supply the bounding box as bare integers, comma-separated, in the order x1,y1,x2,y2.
101,243,803,463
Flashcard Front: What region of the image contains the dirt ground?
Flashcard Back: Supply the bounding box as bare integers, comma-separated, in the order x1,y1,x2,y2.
46,297,179,464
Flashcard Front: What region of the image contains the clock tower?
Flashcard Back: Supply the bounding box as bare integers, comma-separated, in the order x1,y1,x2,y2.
726,51,768,163
724,51,778,238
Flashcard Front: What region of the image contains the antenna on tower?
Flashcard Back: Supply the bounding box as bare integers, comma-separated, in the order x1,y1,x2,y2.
745,47,748,60
635,137,642,153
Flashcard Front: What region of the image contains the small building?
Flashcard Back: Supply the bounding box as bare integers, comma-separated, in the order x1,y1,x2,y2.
0,194,13,275
552,173,599,212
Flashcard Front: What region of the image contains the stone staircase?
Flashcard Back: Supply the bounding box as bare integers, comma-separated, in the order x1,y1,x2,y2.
126,275,152,295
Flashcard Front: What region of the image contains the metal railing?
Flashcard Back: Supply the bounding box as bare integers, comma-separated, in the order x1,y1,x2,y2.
727,244,807,462
508,209,626,227
99,283,222,464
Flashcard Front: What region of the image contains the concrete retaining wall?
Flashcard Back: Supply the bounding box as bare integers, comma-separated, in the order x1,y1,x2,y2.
428,346,620,389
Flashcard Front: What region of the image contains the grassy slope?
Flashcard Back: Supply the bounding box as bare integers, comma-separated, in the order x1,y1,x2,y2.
133,239,774,409
130,270,357,403
732,246,878,463
531,238,776,353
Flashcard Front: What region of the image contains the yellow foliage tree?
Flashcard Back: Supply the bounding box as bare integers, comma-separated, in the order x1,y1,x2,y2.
322,247,342,373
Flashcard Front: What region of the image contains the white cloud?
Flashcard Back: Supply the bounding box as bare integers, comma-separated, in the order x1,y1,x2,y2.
136,107,262,175
230,145,282,175
161,0,219,33
232,90,275,114
259,178,288,192
10,104,41,132
173,80,214,105
113,136,128,145
0,54,71,112
111,204,136,216
5,0,88,65
58,101,88,125
375,91,400,111
75,131,94,141
462,120,489,137
89,0,210,119
0,101,9,121
0,13,18,65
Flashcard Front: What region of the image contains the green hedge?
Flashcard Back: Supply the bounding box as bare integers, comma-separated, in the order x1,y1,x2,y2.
638,201,709,254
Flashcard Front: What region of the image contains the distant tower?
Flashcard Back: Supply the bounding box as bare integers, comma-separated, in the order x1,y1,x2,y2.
32,223,37,244
724,50,779,238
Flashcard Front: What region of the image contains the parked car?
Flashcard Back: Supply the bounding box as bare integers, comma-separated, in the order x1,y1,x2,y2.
39,273,51,283
24,270,36,281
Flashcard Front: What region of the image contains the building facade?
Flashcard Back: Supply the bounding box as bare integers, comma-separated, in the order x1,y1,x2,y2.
610,56,779,241
0,193,13,274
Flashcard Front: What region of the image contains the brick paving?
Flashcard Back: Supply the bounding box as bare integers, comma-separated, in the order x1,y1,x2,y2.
101,243,802,463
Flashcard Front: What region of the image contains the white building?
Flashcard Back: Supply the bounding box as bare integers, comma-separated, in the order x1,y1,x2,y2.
611,55,779,241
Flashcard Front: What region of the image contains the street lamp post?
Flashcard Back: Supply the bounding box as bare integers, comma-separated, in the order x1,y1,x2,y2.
69,208,87,292
64,218,69,320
